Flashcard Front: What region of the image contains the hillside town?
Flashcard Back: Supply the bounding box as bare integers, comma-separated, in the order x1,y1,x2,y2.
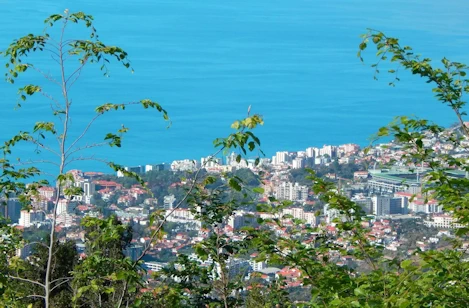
4,124,469,291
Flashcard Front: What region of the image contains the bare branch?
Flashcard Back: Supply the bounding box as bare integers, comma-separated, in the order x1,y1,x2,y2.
64,155,109,167
15,294,46,301
25,138,60,158
28,65,60,86
50,277,73,293
62,39,78,46
66,58,88,90
66,142,109,159
8,275,45,288
66,113,103,155
50,53,61,66
50,276,73,285
39,90,63,109
28,294,46,299
12,159,60,168
24,241,50,250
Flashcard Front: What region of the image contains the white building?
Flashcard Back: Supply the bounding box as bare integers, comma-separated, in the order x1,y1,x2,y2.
38,187,55,200
18,210,44,227
306,147,314,158
424,214,464,229
340,143,360,154
275,151,290,165
275,182,309,202
57,199,69,215
56,213,74,227
116,166,143,177
320,145,336,158
249,258,266,272
163,195,176,209
228,211,259,230
19,210,31,227
296,151,306,158
144,262,168,272
166,209,196,221
18,210,45,228
171,159,200,172
282,207,317,226
74,178,95,203
221,258,251,278
324,204,345,224
292,157,305,169
201,156,222,168
306,147,320,158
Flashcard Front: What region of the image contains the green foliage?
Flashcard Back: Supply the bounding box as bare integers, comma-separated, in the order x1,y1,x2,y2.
2,241,78,307
72,216,140,307
156,254,215,307
245,274,290,308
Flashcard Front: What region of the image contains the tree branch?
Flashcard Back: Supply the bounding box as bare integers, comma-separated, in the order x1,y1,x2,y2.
66,114,103,155
64,155,109,168
66,58,88,90
50,277,73,292
65,141,108,160
24,241,50,250
8,275,45,288
12,159,60,168
28,65,60,86
26,138,60,158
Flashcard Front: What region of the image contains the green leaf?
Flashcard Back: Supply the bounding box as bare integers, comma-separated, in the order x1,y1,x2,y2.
228,178,242,192
354,287,366,297
252,187,264,194
400,259,413,269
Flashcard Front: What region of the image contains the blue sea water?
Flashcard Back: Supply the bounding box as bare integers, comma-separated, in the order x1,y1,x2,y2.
1,0,469,173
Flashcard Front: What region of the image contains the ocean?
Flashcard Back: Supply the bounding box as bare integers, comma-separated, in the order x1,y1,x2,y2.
1,0,469,173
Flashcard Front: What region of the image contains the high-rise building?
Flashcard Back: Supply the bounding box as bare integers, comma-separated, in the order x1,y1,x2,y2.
292,157,305,169
57,199,69,216
228,211,259,230
2,198,22,223
275,151,290,165
340,143,360,154
18,210,31,227
320,145,337,158
296,151,306,158
74,178,95,203
145,163,168,172
390,197,407,214
38,187,56,200
305,147,317,158
324,203,344,224
275,182,309,202
116,165,144,177
371,196,391,216
353,197,373,214
19,210,45,227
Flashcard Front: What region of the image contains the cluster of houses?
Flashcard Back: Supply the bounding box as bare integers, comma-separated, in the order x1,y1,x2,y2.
8,128,469,291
